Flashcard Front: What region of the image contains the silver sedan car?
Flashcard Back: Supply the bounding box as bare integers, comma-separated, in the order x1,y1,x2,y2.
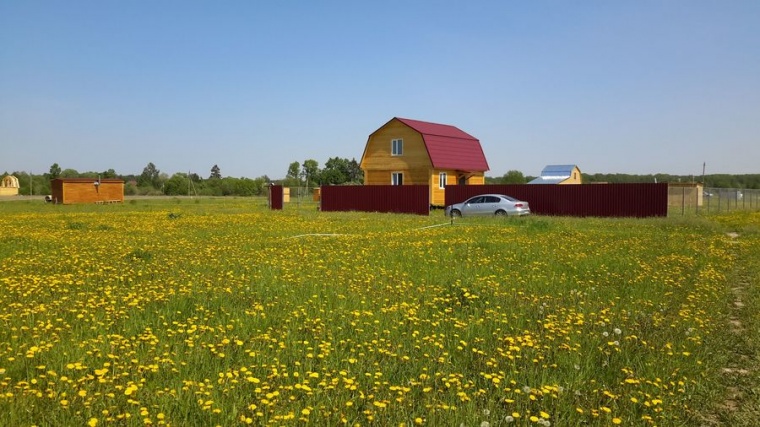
445,194,531,217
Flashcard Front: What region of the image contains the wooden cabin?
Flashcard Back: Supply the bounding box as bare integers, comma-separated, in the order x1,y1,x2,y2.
360,117,489,206
528,165,582,184
50,178,124,204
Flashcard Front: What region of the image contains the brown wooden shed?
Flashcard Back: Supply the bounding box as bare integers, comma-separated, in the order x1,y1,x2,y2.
50,178,124,204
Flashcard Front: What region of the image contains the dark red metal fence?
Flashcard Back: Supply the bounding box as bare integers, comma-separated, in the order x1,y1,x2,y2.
320,185,430,215
445,183,668,217
269,185,283,210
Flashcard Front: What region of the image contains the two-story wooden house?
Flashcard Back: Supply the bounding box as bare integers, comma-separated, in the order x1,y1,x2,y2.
359,117,489,206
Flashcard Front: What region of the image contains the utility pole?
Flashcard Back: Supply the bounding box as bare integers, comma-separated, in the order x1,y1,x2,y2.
702,162,706,184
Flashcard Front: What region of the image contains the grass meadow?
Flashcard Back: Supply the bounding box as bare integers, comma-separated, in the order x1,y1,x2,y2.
1,198,758,426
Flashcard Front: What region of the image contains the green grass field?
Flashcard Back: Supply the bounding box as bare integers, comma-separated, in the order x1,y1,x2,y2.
1,198,758,426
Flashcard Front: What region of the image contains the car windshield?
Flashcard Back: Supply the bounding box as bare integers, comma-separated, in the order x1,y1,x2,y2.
500,195,518,202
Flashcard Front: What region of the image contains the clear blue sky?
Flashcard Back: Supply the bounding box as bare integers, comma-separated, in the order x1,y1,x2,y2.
1,1,758,179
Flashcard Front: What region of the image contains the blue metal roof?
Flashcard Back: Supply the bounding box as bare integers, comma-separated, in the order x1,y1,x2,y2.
541,165,577,175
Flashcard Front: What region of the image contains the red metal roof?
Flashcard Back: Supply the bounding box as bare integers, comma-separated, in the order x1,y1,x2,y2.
395,117,489,172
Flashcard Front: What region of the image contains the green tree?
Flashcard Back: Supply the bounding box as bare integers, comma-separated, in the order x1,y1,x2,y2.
285,162,301,186
302,159,320,187
501,170,526,184
163,173,190,196
321,157,349,185
60,168,80,178
347,158,363,183
101,169,117,179
210,164,222,179
139,162,161,189
48,163,61,180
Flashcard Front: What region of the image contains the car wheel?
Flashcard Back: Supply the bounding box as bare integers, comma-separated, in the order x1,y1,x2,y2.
495,210,507,216
450,209,462,218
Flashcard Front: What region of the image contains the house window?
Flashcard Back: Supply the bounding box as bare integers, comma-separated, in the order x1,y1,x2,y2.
439,172,447,189
392,172,403,186
391,139,403,156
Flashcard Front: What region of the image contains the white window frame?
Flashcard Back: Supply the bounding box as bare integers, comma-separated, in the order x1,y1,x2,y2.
391,138,403,156
392,172,403,186
438,172,447,189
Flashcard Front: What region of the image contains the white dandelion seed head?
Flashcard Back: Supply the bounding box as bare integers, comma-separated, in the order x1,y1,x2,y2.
614,328,622,335
602,331,609,337
504,415,514,423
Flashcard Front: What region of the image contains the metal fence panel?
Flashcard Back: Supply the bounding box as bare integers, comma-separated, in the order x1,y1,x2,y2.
445,183,668,217
321,185,430,215
269,185,283,210
669,187,760,214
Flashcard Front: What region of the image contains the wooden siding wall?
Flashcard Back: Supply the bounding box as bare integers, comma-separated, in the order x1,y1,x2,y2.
361,120,432,185
429,171,487,206
467,175,485,185
52,181,124,204
430,171,447,206
321,185,430,215
445,183,668,217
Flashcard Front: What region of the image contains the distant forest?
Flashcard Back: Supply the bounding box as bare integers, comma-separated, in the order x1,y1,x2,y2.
486,171,760,189
3,161,758,198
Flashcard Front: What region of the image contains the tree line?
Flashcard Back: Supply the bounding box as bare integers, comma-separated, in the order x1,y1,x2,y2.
487,170,760,189
2,157,365,197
